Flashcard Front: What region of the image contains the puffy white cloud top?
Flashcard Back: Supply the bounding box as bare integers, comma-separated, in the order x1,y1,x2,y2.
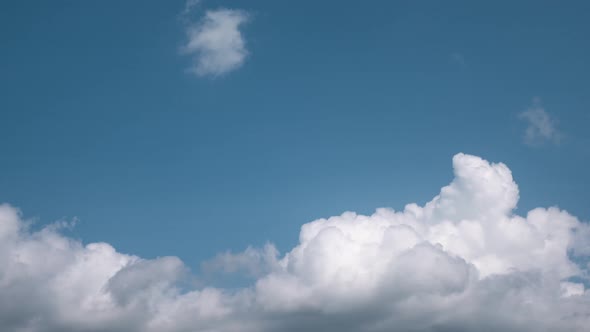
1,153,589,331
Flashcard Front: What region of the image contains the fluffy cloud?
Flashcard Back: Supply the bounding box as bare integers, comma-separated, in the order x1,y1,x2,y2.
1,153,589,331
519,99,561,146
182,9,249,77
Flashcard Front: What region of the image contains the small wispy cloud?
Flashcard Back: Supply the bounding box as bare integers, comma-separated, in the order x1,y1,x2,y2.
181,0,201,18
519,98,561,146
181,6,249,77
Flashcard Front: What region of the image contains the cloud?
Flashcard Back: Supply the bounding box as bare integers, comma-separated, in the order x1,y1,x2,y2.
202,244,279,278
519,99,561,146
182,9,249,77
1,153,590,331
181,0,201,18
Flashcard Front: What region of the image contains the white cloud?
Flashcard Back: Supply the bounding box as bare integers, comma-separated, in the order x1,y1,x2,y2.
519,99,561,146
1,153,590,331
182,9,249,77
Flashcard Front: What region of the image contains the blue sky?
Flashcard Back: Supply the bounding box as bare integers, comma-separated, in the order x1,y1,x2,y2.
1,0,590,271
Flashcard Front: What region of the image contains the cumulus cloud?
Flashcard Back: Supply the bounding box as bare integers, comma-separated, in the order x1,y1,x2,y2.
181,8,249,76
519,99,561,146
1,153,590,331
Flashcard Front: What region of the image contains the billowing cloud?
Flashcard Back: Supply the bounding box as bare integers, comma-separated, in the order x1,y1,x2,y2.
182,9,249,77
1,153,589,331
519,99,561,146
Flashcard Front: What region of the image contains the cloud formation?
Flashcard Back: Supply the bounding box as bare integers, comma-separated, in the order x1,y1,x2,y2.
519,99,561,146
1,153,589,331
182,9,249,77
